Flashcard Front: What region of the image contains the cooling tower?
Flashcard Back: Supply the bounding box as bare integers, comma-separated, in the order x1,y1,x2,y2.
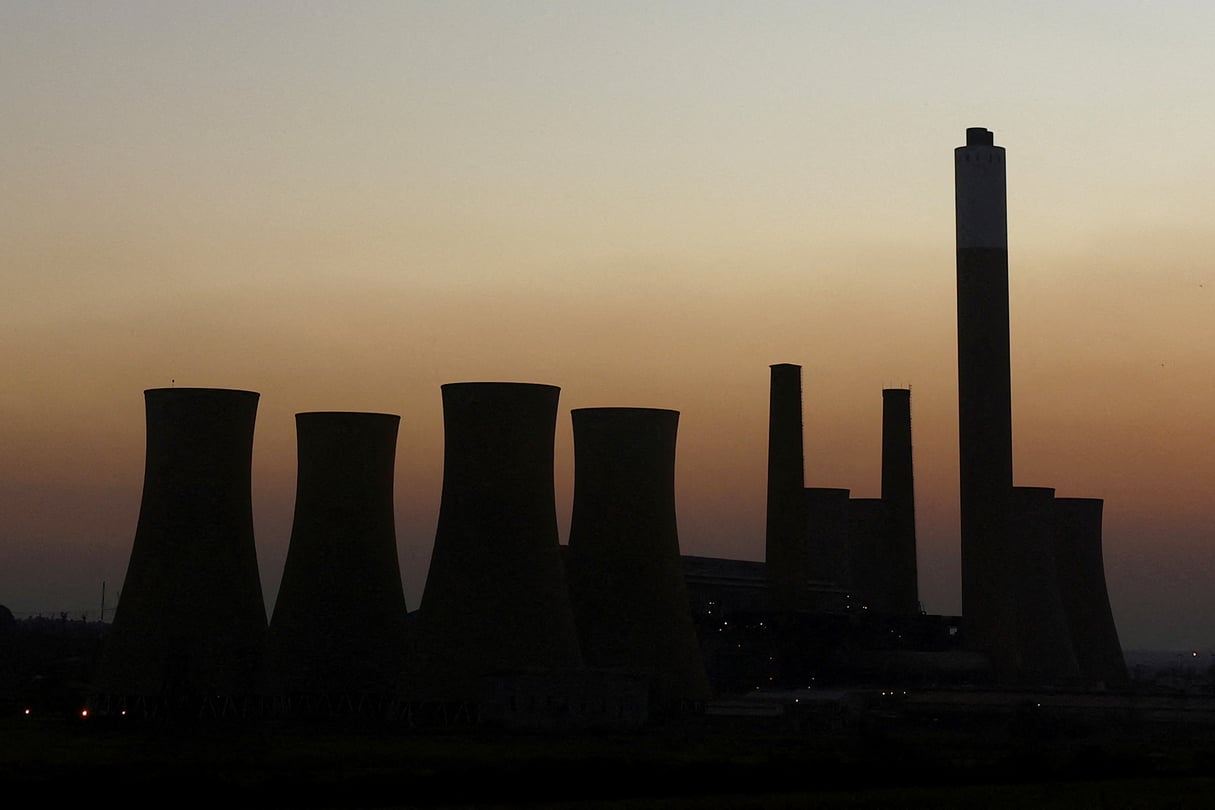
1009,486,1080,686
955,126,1016,664
804,487,851,589
264,412,409,700
414,382,582,691
1053,497,1129,689
93,387,266,701
847,497,890,614
881,388,920,615
766,363,807,612
564,407,711,707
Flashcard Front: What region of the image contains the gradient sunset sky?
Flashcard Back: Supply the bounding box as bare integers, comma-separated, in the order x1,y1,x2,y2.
3,2,1213,652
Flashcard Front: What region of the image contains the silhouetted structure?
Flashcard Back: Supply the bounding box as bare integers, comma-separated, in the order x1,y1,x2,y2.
766,363,807,612
412,382,582,696
881,388,919,615
1009,486,1080,686
804,487,851,590
848,497,890,614
1053,497,1129,689
92,388,266,703
564,407,711,708
955,126,1016,672
264,412,409,703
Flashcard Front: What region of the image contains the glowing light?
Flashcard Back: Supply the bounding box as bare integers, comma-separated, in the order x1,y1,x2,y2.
23,708,31,716
80,709,88,718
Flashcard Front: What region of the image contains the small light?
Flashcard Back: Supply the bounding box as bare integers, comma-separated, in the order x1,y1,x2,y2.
80,709,89,718
23,708,31,716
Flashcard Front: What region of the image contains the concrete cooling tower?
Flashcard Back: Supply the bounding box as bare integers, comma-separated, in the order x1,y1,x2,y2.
1009,486,1080,686
1053,497,1129,689
413,382,582,693
564,407,711,708
92,387,267,705
264,412,410,702
765,363,807,612
955,127,1016,666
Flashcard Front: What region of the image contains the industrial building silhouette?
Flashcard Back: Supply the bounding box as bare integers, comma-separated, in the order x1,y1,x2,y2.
953,128,1127,687
263,412,410,707
409,382,584,703
564,407,711,710
92,388,267,710
84,126,1127,725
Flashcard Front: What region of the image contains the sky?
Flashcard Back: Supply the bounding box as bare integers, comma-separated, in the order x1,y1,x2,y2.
2,1,1214,652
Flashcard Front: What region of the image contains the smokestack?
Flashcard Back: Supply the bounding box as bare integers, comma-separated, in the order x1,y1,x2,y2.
564,407,710,708
804,487,851,589
1053,497,1129,690
265,412,409,701
955,126,1015,663
414,382,582,693
93,388,266,702
766,363,807,612
881,388,919,615
1009,486,1080,686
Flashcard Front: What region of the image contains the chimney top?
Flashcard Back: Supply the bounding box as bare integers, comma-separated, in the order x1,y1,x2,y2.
966,127,995,146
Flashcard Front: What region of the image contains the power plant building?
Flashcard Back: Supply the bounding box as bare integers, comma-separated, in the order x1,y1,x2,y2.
804,487,851,591
92,388,267,705
264,412,410,702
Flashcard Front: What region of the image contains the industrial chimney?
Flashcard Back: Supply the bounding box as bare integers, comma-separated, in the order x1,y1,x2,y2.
955,126,1016,665
413,382,582,694
881,388,919,615
564,407,711,708
92,388,267,707
1053,497,1129,690
766,363,807,612
264,412,410,704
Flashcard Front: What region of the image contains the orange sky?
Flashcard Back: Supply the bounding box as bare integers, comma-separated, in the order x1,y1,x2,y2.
3,3,1215,651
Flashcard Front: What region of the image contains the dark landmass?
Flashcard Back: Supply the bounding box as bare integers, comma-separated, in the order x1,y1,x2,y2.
6,695,1215,809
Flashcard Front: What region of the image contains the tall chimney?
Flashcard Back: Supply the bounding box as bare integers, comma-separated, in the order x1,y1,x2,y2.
93,388,266,704
881,388,919,615
955,126,1016,666
765,363,807,612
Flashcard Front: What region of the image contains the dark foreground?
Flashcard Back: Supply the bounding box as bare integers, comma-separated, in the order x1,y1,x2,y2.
5,701,1215,810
